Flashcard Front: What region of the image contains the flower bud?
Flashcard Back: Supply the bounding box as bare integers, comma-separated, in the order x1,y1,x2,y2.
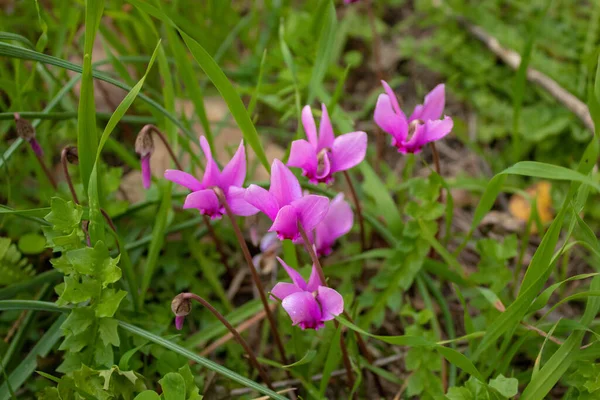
171,293,192,330
63,146,79,165
135,128,155,189
14,113,43,157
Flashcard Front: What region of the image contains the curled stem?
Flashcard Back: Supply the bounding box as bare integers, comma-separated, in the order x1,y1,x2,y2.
342,171,366,251
176,292,274,390
212,188,290,365
139,124,183,170
61,146,79,204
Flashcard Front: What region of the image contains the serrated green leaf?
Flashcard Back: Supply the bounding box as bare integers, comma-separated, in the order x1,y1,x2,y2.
98,318,120,347
44,198,83,232
160,372,186,400
95,289,127,318
66,241,121,286
489,374,518,398
61,307,95,336
134,391,160,400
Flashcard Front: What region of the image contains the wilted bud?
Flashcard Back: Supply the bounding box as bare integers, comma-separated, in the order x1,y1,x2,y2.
171,293,192,331
135,127,155,189
14,113,43,157
63,146,79,165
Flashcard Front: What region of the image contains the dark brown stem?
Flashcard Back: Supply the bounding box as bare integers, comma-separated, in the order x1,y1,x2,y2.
202,215,233,278
342,171,366,251
142,125,183,170
182,292,274,390
33,150,57,190
297,225,355,390
212,188,289,365
100,208,120,253
430,142,442,178
429,141,444,258
61,147,79,204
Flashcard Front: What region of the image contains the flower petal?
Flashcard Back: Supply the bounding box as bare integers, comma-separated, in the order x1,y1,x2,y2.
220,139,246,188
306,264,324,292
245,184,280,220
331,131,367,173
301,105,318,147
315,151,331,182
141,155,152,189
269,205,300,241
276,257,307,290
409,84,445,122
271,282,303,302
164,169,203,191
287,139,318,178
183,189,222,218
317,286,344,321
403,116,453,152
270,159,302,206
381,80,403,116
317,103,335,151
291,195,329,233
199,136,221,187
226,186,259,216
374,94,408,144
281,291,323,330
315,193,353,256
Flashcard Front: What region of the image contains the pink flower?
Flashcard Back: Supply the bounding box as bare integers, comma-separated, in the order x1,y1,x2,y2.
315,193,353,256
271,257,343,330
344,0,360,3
288,104,367,184
164,136,258,219
245,160,329,242
374,81,453,154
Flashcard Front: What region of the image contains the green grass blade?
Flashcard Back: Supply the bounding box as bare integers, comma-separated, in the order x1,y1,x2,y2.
308,0,337,103
0,315,66,398
319,325,342,397
359,162,403,236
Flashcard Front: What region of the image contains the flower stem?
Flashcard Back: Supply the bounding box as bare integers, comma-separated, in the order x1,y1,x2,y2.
61,146,79,204
430,142,442,178
342,171,366,251
180,292,274,390
213,188,290,366
297,225,355,391
33,144,57,190
141,124,184,170
201,215,234,278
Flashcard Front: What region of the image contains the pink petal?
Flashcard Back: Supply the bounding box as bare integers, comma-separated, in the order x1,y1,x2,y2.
287,139,318,178
315,151,331,182
291,195,329,233
301,105,318,147
317,104,335,151
315,193,353,255
276,257,307,290
403,116,453,152
141,155,152,189
305,264,324,292
220,140,246,188
269,159,302,207
271,282,303,302
244,184,280,220
269,204,300,241
226,186,259,216
199,136,221,187
281,291,323,330
331,131,367,173
164,169,203,191
175,316,185,330
183,189,223,218
409,84,445,122
381,80,403,117
317,286,344,321
374,94,408,144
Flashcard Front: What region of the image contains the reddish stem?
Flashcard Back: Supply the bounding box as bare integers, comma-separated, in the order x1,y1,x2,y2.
342,171,366,251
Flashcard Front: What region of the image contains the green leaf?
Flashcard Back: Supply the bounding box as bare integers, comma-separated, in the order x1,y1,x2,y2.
128,0,270,172
178,365,202,400
284,350,317,368
17,233,46,255
61,307,95,336
95,289,127,318
134,391,160,400
319,325,343,397
159,372,187,400
66,241,121,286
502,162,600,192
488,374,518,398
98,318,120,347
308,0,337,103
59,276,100,305
44,198,83,232
359,162,403,236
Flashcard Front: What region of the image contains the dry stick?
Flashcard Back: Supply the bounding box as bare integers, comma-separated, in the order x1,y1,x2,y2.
297,225,356,392
61,146,79,204
212,188,289,365
179,292,274,390
343,171,366,251
142,125,233,276
458,18,594,132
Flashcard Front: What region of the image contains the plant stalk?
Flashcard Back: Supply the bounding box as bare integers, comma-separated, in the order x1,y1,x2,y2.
342,170,366,251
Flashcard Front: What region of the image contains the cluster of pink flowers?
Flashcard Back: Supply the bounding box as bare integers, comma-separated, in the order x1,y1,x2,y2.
149,81,451,330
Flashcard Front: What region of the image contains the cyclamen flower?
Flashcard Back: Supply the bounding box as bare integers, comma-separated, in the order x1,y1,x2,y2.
135,127,154,189
164,136,258,219
315,193,353,256
271,257,343,330
245,160,329,242
374,81,453,154
14,113,43,157
288,104,367,184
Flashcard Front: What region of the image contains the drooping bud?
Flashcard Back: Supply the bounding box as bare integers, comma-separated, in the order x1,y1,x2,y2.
63,146,79,165
171,293,192,331
135,127,155,189
14,113,43,157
